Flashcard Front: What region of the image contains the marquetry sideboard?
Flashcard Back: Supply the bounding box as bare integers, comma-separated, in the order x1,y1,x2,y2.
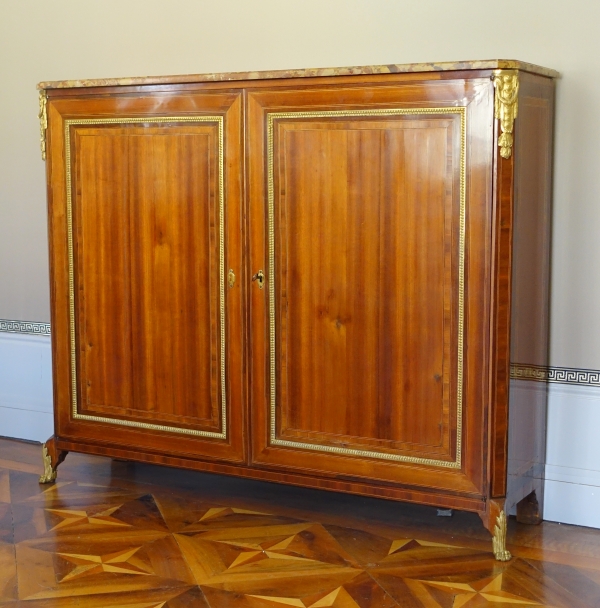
38,60,557,560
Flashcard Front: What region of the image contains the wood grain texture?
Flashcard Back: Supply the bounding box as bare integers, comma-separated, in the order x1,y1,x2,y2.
488,123,515,500
47,90,247,463
276,118,453,456
248,78,493,494
2,437,599,608
478,497,506,535
53,437,488,512
75,124,219,429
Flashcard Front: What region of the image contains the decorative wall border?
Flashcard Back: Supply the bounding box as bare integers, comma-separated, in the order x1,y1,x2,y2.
511,363,600,388
0,319,51,336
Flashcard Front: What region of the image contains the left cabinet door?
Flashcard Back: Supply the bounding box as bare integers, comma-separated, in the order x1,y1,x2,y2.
46,88,246,463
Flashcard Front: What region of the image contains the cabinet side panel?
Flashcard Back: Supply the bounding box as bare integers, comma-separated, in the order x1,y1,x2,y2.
505,73,554,509
510,77,554,367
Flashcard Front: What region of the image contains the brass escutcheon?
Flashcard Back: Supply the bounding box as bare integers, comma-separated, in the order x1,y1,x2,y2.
252,270,264,289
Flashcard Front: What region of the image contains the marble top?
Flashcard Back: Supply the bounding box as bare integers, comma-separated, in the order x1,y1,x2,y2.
38,60,558,90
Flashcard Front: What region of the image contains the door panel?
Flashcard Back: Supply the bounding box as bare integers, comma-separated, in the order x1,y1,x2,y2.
248,80,494,492
276,117,457,458
48,90,246,462
76,124,221,431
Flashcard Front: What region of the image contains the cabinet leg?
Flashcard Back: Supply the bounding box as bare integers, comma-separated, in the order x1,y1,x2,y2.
492,510,512,561
516,490,543,525
478,499,512,562
39,437,68,484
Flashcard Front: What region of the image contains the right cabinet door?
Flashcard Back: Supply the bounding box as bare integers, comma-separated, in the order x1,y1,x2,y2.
248,76,494,495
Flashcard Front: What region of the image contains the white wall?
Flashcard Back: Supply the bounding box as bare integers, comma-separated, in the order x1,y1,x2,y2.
1,1,600,526
0,333,53,442
544,384,600,528
0,0,599,369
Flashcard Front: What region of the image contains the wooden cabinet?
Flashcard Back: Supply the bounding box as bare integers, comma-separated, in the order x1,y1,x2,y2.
38,60,557,560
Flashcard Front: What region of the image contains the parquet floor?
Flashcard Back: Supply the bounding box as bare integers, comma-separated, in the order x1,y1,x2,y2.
1,438,600,607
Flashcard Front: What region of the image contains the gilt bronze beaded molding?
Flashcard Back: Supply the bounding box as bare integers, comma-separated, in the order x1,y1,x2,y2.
64,116,228,439
266,107,467,469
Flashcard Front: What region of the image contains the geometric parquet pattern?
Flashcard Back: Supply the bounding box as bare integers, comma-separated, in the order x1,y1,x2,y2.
2,440,600,607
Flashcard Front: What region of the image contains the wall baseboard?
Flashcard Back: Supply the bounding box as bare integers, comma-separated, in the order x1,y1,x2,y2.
0,332,53,442
544,480,600,529
544,382,600,527
0,406,53,444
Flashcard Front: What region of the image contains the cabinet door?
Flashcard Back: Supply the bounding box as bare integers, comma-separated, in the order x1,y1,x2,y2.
248,78,494,493
47,89,246,463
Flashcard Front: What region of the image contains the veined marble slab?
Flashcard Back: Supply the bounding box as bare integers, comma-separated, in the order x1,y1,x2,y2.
38,59,558,90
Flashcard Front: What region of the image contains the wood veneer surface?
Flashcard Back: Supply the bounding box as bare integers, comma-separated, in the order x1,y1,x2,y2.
1,437,599,607
46,90,247,464
275,118,453,453
247,78,492,495
41,64,556,550
76,125,220,428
